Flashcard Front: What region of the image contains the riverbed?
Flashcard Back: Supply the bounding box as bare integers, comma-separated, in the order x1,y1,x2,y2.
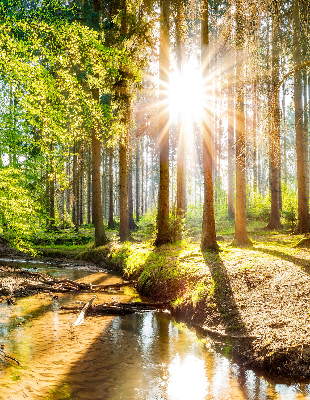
0,259,310,400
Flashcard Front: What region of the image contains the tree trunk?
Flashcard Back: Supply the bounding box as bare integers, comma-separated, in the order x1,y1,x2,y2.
145,137,148,214
293,0,309,233
253,81,258,193
91,89,108,246
72,143,77,229
282,83,287,185
267,4,281,229
87,149,92,224
233,0,251,245
135,141,140,223
150,143,154,210
66,159,71,217
108,146,114,228
176,1,186,219
155,0,171,246
49,175,56,231
303,46,309,208
141,137,144,216
128,146,137,230
200,0,218,251
118,0,130,242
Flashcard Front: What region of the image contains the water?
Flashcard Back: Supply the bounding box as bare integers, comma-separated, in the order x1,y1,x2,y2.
0,260,310,400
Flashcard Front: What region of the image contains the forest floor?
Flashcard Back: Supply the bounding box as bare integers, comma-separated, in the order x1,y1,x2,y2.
1,223,310,379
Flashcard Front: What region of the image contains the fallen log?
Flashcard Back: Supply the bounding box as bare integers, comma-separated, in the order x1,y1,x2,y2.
40,278,138,293
61,300,170,318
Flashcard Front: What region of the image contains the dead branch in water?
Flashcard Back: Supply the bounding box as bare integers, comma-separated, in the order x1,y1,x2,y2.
36,278,138,293
0,347,20,365
62,300,170,318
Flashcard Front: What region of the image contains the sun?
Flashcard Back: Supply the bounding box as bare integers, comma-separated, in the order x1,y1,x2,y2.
169,60,203,124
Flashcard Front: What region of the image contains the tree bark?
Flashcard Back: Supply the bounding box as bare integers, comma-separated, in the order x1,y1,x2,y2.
87,149,92,224
233,0,251,245
267,4,281,229
108,146,114,228
293,0,309,233
200,0,218,251
135,141,140,223
91,87,108,247
128,145,137,230
176,1,186,219
282,83,287,185
155,0,171,246
303,45,309,208
118,0,130,242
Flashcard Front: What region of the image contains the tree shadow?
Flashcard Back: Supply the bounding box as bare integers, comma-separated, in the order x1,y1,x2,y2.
251,246,310,273
201,251,248,336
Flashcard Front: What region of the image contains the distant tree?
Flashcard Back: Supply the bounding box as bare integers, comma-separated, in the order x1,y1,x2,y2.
292,0,309,233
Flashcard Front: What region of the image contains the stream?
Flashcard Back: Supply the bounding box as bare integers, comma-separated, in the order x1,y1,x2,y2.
0,259,310,400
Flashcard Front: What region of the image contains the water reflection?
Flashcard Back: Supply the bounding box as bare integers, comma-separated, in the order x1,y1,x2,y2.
167,354,209,400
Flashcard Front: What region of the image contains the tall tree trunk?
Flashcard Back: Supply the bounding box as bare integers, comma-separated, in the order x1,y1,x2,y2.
267,3,281,229
150,143,154,210
91,89,108,246
233,0,251,245
253,81,258,193
87,149,92,224
200,0,218,250
176,1,186,219
118,0,130,242
135,141,140,223
293,0,309,233
145,137,148,214
155,0,171,246
141,137,144,215
49,175,56,231
79,148,83,226
282,83,287,185
72,143,79,231
66,159,71,216
128,146,137,230
108,146,115,228
303,45,309,207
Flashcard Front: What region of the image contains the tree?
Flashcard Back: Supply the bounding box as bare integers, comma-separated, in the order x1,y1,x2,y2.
155,0,171,246
292,0,309,233
232,0,251,245
267,1,281,230
200,0,218,251
175,0,186,219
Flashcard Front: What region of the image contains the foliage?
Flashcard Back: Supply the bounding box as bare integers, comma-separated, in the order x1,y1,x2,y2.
246,190,270,221
185,203,203,236
0,167,40,253
281,183,298,229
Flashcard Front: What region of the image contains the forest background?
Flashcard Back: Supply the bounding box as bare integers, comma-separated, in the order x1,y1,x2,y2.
0,0,309,254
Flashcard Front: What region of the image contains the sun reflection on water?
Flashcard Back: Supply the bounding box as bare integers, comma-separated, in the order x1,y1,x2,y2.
167,354,209,400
